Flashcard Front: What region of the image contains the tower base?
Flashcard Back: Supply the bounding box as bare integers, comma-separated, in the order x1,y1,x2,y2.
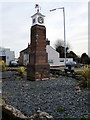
27,64,50,81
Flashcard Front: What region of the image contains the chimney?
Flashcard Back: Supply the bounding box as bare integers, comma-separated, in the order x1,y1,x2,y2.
46,38,50,45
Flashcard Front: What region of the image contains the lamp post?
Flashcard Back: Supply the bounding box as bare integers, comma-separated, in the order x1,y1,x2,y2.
50,7,67,69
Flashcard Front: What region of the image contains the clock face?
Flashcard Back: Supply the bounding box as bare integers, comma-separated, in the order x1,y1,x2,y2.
38,17,44,24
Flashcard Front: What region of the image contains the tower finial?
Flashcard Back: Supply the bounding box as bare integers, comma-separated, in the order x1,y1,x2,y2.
35,4,40,12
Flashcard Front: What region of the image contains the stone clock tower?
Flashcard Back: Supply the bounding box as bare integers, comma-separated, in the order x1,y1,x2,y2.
27,7,50,81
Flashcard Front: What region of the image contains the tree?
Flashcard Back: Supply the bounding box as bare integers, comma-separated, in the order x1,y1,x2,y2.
81,53,89,64
55,39,70,58
67,51,79,61
88,57,90,64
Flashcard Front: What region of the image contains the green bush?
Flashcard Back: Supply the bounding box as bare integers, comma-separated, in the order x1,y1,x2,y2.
0,60,6,72
76,69,90,88
18,67,25,77
81,115,89,120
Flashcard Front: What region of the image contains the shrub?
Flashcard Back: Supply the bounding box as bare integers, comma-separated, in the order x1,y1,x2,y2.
18,67,26,78
0,60,6,72
76,68,90,88
18,67,25,75
81,115,89,120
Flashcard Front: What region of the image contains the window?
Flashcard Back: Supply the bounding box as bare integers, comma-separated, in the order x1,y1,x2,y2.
60,59,64,62
48,59,53,64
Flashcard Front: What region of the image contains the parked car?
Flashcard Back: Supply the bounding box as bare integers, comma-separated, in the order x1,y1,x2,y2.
66,62,77,66
66,62,77,70
9,60,18,67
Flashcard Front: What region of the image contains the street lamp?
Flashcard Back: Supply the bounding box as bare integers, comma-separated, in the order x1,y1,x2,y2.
50,7,67,69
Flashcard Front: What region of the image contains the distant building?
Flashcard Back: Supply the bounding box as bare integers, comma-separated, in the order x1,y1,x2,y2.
19,40,73,67
0,47,15,65
19,44,30,66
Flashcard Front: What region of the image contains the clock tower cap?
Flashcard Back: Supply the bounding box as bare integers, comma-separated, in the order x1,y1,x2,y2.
31,5,45,26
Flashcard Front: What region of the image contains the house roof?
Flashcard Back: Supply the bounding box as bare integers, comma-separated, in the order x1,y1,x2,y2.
20,44,31,53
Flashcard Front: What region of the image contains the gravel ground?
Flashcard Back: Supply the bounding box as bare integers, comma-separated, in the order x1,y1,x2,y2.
2,71,90,119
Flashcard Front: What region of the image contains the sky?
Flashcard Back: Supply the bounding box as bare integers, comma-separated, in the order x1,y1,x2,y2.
0,1,89,58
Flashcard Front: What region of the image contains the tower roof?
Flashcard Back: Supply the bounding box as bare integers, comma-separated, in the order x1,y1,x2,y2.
31,12,45,18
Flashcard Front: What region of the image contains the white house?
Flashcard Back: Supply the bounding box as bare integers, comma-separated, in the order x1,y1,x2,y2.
46,45,73,67
46,45,60,66
0,47,15,65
